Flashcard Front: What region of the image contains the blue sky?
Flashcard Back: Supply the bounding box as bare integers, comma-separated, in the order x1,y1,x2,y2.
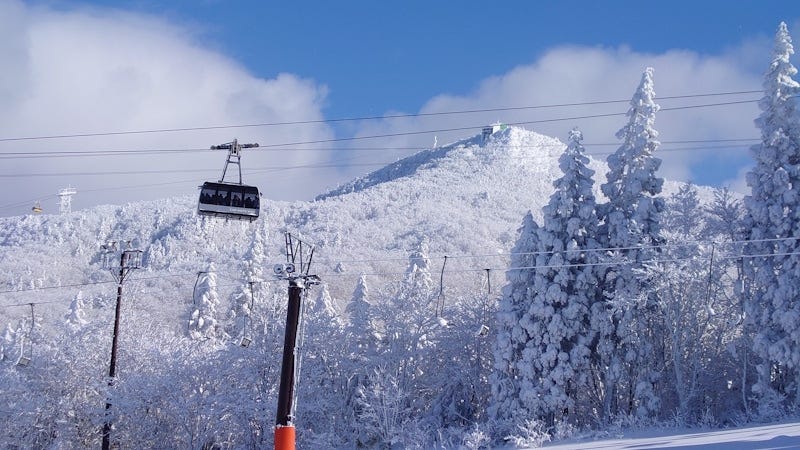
1,0,799,215
55,0,798,117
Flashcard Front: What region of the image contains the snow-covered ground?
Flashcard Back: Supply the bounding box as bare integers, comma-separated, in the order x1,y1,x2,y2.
540,421,800,449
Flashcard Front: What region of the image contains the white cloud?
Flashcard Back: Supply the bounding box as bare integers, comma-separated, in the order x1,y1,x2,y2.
0,0,334,216
344,44,766,192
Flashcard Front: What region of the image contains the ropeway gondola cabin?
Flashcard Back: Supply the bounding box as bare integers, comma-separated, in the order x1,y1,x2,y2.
197,181,260,221
197,139,261,222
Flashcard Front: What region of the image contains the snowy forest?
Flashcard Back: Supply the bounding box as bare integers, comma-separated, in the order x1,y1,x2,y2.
1,22,799,449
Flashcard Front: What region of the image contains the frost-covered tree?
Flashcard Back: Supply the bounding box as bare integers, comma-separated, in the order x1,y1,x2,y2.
345,275,379,361
490,212,540,427
401,236,435,305
340,275,384,446
701,187,755,418
388,236,438,384
228,285,254,342
244,222,267,298
0,323,16,362
228,224,267,340
354,236,442,445
353,367,416,448
596,67,666,420
189,263,223,340
295,284,349,444
65,290,88,330
744,21,800,408
512,128,602,427
705,187,746,243
663,183,703,240
305,283,343,342
599,67,664,251
643,186,733,422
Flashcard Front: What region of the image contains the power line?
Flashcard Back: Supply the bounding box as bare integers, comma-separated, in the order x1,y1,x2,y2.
0,138,760,159
0,140,748,213
2,236,797,302
314,236,797,267
0,272,195,296
253,99,763,149
0,138,752,213
316,249,800,279
0,90,761,143
0,280,117,295
0,141,757,182
0,94,765,213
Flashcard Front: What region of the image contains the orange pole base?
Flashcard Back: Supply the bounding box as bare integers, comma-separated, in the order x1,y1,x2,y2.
275,425,296,450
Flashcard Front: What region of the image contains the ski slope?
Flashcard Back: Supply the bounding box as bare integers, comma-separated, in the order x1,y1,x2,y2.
540,421,800,449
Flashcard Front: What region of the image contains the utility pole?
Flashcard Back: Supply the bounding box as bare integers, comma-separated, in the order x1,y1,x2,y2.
272,233,320,450
100,240,142,450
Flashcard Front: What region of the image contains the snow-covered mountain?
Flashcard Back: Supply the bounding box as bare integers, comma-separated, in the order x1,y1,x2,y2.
0,126,702,323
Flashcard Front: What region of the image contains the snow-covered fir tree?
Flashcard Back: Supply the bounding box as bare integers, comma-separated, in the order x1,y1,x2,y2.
228,223,267,340
341,275,383,445
189,262,223,340
0,323,16,362
490,212,540,427
704,187,745,243
345,274,378,361
306,283,343,336
599,67,664,251
744,21,800,408
596,67,666,419
65,290,88,330
508,128,602,427
663,183,703,239
402,236,435,304
295,284,348,445
384,235,438,376
392,236,438,376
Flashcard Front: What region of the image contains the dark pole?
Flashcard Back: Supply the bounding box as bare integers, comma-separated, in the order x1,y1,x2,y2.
274,233,317,450
102,255,126,450
276,279,304,427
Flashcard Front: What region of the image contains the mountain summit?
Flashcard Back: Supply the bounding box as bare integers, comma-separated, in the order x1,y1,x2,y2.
317,126,566,200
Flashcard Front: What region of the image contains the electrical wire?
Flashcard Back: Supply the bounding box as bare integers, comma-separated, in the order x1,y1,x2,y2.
209,99,767,149
0,137,757,215
0,272,198,296
0,142,757,183
0,95,762,207
318,236,798,267
0,138,760,159
1,236,798,304
0,90,761,143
